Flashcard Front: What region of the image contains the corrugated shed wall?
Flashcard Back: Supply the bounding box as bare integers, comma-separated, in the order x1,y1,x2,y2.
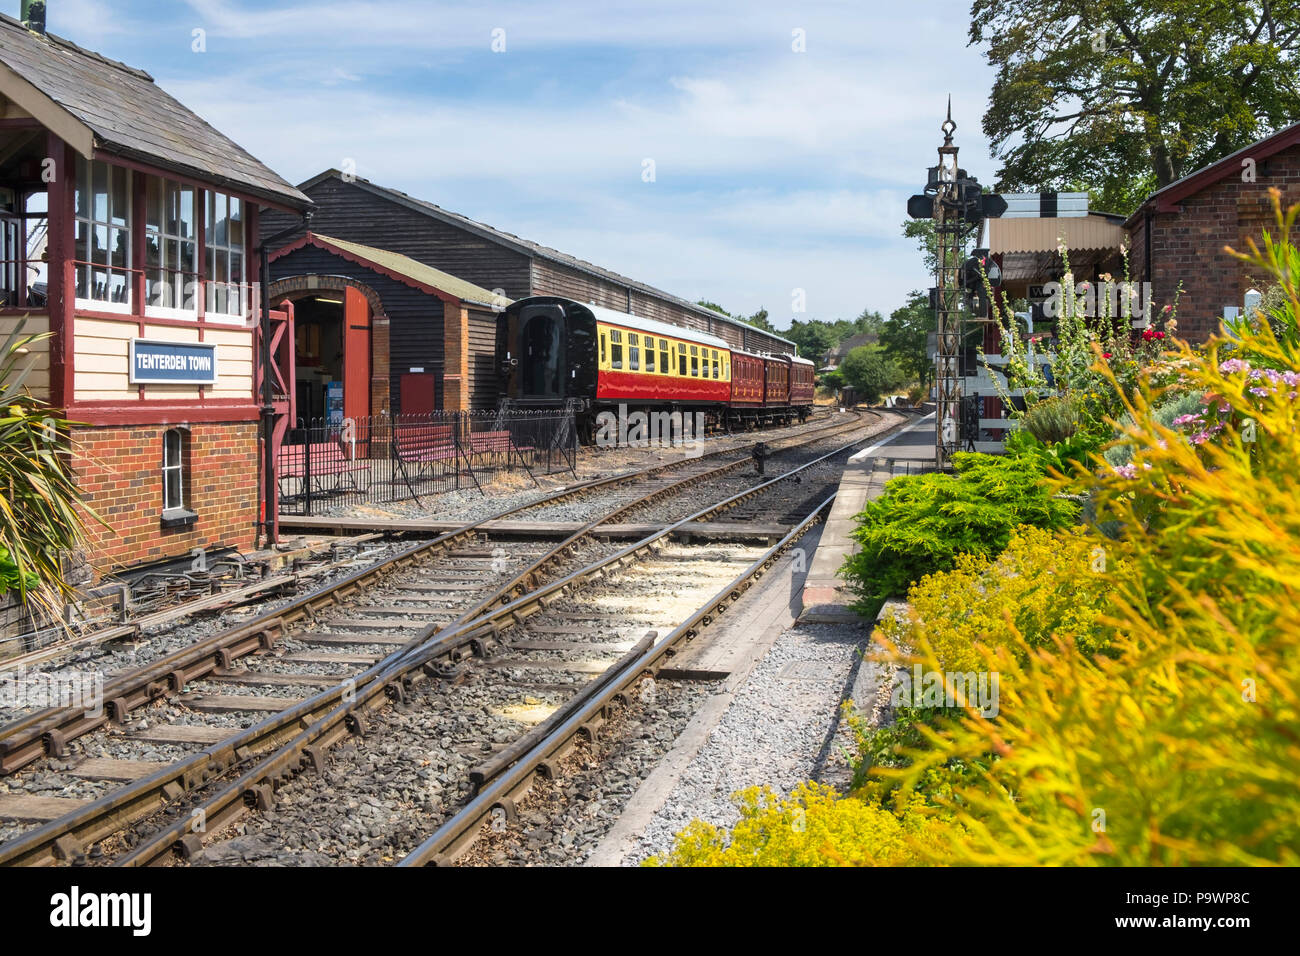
467,308,500,410
263,178,534,299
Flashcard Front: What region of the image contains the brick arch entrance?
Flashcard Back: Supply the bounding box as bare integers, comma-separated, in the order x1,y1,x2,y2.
270,275,391,419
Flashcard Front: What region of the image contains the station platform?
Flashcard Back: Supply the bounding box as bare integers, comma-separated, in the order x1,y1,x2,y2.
798,413,936,623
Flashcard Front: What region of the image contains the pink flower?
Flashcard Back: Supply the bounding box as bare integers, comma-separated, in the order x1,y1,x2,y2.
1219,358,1249,374
1112,464,1137,479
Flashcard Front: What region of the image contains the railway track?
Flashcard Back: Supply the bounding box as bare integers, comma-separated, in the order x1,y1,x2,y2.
0,409,893,864
0,409,868,736
106,448,844,867
398,503,831,867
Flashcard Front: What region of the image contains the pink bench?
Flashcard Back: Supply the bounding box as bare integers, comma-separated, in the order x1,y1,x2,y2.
279,440,369,497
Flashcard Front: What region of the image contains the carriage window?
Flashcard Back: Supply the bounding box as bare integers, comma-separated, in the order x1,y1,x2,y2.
712,350,720,379
645,339,655,372
690,345,699,377
629,333,641,371
609,329,623,369
659,339,669,373
723,355,729,378
599,330,607,365
678,343,687,376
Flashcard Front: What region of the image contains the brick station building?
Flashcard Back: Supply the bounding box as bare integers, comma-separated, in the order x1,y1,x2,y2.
1125,120,1300,343
0,14,310,577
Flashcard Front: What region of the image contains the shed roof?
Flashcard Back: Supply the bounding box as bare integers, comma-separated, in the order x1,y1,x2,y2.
0,14,310,210
1125,120,1300,226
272,233,508,308
298,169,795,348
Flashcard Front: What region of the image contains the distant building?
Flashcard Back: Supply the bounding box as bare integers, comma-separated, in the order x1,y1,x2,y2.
820,331,879,369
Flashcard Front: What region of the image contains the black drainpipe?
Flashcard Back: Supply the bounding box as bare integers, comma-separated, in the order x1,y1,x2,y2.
257,212,311,547
1144,206,1152,287
21,1,46,33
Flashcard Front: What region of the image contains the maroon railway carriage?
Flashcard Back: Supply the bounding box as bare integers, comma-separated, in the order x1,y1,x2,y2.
789,355,815,407
762,354,791,408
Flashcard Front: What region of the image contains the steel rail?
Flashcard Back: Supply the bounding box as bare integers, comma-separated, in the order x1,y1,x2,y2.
0,412,879,865
0,410,869,776
111,442,862,867
398,494,834,866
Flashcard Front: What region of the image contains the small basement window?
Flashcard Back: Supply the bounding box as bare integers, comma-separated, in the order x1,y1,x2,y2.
161,428,197,527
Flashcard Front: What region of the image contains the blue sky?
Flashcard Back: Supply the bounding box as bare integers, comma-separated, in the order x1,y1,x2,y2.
50,0,998,330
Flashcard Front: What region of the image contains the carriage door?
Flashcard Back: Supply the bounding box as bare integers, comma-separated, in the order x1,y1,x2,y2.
343,286,371,422
520,304,565,399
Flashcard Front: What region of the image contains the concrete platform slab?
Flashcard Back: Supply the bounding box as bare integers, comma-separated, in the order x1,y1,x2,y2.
797,414,935,622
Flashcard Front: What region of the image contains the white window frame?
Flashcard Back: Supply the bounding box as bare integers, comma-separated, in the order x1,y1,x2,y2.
73,157,133,315
204,190,248,322
144,176,199,321
162,428,185,513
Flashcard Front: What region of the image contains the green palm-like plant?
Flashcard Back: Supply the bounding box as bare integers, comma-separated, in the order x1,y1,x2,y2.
0,319,98,619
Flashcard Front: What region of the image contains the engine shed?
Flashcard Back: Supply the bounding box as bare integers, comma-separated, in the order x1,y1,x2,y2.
268,232,508,418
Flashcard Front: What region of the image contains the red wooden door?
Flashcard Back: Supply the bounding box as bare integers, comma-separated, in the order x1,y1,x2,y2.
400,373,436,416
343,286,371,421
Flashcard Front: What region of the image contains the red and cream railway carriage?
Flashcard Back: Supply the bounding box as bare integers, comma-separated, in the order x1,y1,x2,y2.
497,296,813,437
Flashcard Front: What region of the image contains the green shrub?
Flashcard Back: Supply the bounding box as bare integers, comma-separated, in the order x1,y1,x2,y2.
1019,395,1080,444
1103,389,1204,469
839,453,1078,616
1004,427,1104,478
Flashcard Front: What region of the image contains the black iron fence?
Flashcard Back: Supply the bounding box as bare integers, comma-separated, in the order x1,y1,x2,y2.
277,410,577,514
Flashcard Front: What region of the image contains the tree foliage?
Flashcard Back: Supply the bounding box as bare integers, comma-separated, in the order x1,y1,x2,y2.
880,290,935,390
840,344,905,404
971,0,1300,214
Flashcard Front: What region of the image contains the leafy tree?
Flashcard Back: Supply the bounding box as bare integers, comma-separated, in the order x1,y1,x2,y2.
971,0,1300,214
786,319,839,361
743,307,776,333
696,300,730,316
880,290,935,389
818,368,846,390
854,308,886,336
840,344,905,404
903,218,940,276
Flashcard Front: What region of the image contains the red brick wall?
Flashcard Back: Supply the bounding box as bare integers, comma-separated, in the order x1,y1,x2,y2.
73,422,258,576
1127,144,1300,343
